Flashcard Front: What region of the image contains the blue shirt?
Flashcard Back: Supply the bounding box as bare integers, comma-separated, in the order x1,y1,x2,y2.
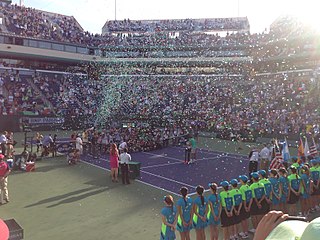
193,196,208,217
161,206,177,225
269,177,280,199
177,197,193,222
279,176,289,195
208,194,220,216
300,173,311,194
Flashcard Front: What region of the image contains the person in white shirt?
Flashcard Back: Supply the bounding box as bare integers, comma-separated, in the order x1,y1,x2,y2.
119,148,131,184
75,135,83,155
0,131,7,156
259,144,271,171
41,134,53,157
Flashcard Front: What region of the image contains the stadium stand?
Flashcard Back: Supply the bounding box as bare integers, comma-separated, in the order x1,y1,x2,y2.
0,2,319,143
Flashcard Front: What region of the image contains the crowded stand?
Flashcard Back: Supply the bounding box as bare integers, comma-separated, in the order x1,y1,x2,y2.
1,2,319,66
0,65,318,144
0,3,93,45
0,70,52,116
102,17,250,33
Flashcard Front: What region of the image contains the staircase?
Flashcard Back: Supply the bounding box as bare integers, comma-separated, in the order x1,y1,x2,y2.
26,77,57,115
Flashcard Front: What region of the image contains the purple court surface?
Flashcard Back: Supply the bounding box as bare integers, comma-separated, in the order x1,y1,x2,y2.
81,146,249,196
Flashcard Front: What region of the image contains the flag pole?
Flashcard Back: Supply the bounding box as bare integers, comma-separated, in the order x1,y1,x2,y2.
115,0,117,20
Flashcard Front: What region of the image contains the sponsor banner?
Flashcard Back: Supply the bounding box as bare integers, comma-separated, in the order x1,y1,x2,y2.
27,117,64,125
57,142,73,154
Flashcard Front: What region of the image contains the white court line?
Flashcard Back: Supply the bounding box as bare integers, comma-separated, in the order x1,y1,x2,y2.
80,159,110,172
141,151,183,162
200,156,248,161
188,187,223,196
81,157,185,196
171,146,247,157
140,170,196,189
135,180,180,197
141,161,183,169
81,155,230,196
84,156,109,162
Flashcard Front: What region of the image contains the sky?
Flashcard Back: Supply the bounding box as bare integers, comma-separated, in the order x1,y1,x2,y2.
11,0,316,34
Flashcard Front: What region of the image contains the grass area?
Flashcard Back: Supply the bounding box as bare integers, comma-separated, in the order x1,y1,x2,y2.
0,133,308,239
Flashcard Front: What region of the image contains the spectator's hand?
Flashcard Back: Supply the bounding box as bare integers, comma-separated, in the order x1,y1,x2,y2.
253,211,288,240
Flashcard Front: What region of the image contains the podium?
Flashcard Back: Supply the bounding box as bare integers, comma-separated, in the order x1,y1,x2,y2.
118,162,141,179
128,162,141,179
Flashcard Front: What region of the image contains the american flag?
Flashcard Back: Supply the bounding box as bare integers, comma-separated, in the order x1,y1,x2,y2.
309,137,318,157
269,140,284,169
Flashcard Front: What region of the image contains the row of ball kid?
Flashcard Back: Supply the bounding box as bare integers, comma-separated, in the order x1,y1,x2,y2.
160,162,320,240
285,158,320,217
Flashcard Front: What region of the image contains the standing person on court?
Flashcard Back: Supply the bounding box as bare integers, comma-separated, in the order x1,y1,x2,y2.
176,187,193,240
51,134,58,157
0,131,7,156
249,172,266,231
248,148,259,177
185,140,192,164
207,183,221,240
0,154,10,204
82,129,89,154
300,165,312,217
160,195,177,240
34,132,43,153
219,181,235,240
119,148,131,185
268,169,281,210
287,166,302,215
229,179,244,239
189,135,197,163
193,185,208,240
310,159,320,211
75,134,83,156
258,170,271,214
109,143,119,182
238,175,252,239
278,168,289,213
259,144,271,171
41,134,53,157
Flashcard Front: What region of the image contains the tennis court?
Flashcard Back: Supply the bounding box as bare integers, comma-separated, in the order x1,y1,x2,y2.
81,146,249,196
